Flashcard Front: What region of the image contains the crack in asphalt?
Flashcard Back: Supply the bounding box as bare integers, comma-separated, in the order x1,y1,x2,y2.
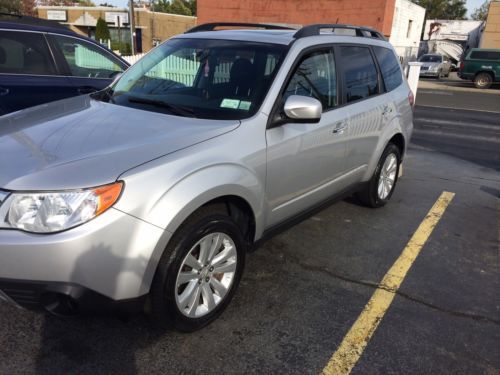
285,254,500,326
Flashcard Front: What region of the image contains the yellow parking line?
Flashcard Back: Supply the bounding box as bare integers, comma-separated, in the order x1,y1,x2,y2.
322,191,455,375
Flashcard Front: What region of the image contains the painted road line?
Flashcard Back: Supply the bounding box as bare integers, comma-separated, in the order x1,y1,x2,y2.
321,191,455,375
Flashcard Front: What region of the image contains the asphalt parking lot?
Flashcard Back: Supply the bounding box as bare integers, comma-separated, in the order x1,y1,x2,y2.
0,76,499,374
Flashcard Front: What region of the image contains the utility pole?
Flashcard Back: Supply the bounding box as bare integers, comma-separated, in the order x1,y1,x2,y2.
129,0,136,55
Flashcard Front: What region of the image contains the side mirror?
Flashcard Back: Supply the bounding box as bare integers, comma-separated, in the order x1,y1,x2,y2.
283,95,322,123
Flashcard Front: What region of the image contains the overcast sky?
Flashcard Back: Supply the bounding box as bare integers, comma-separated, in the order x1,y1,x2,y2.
102,0,488,17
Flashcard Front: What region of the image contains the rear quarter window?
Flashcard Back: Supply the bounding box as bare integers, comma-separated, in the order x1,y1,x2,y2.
469,51,500,61
373,46,403,92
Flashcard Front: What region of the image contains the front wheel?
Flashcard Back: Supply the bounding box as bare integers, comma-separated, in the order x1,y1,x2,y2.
356,143,401,208
150,205,245,332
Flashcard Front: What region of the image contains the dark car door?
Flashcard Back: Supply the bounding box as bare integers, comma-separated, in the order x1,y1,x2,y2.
0,30,75,115
47,33,128,95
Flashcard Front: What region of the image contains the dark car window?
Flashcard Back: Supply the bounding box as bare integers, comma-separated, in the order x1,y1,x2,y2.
283,50,337,110
419,55,442,63
469,50,500,61
340,46,379,103
53,34,125,79
0,30,55,75
373,46,403,92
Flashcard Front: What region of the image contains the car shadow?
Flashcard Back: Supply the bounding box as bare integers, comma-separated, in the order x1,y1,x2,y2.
34,244,162,374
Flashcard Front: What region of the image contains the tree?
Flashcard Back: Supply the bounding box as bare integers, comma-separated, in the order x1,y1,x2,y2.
154,0,194,16
95,17,111,41
0,0,35,15
412,0,467,20
471,0,489,21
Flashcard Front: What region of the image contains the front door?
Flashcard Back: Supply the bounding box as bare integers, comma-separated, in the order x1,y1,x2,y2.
265,48,350,227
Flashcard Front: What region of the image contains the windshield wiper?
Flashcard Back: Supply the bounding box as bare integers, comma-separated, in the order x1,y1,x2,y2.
127,96,196,117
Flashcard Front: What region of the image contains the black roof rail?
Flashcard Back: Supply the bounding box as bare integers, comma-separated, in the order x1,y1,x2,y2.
186,22,296,33
294,24,386,40
0,12,69,30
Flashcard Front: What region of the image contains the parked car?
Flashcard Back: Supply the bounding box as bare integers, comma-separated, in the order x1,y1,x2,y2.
0,23,413,331
0,14,129,115
458,48,500,89
418,54,452,78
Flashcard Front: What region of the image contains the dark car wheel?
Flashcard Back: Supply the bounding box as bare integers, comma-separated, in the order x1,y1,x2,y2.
150,205,245,332
356,143,401,208
474,72,493,89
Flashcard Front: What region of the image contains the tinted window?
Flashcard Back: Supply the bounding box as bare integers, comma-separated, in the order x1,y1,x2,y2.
469,51,500,61
340,46,379,103
0,31,55,75
283,50,337,110
110,38,286,120
373,46,402,92
53,35,125,78
419,55,442,63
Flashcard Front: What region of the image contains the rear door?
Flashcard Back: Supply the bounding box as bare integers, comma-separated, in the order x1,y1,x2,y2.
47,33,127,96
0,30,74,115
266,48,350,226
338,45,396,177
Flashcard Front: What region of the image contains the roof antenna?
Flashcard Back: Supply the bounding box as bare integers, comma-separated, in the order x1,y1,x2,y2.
336,17,339,23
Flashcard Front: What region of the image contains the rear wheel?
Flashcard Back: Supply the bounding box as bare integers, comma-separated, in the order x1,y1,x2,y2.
356,143,400,208
150,205,245,332
474,72,493,89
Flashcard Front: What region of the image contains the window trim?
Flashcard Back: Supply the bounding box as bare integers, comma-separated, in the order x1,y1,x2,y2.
267,43,342,129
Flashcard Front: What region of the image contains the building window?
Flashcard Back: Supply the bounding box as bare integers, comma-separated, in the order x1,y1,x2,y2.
407,20,413,38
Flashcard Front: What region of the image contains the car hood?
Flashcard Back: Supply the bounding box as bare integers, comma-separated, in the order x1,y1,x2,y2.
420,62,441,68
0,95,240,190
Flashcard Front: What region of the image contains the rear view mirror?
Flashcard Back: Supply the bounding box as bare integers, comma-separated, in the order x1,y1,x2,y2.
283,95,322,123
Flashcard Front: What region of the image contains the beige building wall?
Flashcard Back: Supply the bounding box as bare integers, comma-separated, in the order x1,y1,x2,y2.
480,1,500,49
36,6,197,53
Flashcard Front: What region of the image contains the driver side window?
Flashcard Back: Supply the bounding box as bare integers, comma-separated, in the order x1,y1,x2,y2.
283,50,337,110
53,35,124,78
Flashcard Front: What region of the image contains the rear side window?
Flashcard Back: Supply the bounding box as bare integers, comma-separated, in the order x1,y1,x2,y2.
283,50,337,110
373,46,403,92
469,50,500,61
340,46,379,103
0,31,55,75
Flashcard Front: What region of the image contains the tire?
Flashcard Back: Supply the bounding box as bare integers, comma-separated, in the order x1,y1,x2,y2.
474,72,493,89
356,143,401,208
150,204,246,332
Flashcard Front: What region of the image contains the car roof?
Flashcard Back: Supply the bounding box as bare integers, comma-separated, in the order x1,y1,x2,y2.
0,14,77,36
175,23,388,46
175,29,297,45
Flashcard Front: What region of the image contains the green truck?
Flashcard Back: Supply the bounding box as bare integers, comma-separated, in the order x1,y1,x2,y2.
458,48,500,89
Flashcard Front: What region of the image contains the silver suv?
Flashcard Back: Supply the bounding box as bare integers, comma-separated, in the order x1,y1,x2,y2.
0,23,413,331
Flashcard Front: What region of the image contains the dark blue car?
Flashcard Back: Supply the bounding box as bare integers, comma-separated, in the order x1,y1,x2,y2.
0,15,129,115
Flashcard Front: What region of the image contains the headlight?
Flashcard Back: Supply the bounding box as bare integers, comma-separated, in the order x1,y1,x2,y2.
5,182,123,233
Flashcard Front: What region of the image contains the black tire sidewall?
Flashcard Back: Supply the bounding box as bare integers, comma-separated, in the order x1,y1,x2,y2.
369,144,401,207
474,73,492,89
152,213,245,332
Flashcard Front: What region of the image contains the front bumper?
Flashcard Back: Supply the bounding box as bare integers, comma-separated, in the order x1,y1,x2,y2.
419,70,439,77
0,278,147,315
0,207,167,307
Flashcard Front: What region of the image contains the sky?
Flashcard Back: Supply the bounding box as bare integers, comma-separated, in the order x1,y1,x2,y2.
101,0,487,17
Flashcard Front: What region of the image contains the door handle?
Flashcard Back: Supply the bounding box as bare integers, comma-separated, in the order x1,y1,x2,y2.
332,121,347,134
0,87,10,96
77,86,98,94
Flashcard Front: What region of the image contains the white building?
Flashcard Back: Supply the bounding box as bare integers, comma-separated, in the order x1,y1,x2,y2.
389,0,426,65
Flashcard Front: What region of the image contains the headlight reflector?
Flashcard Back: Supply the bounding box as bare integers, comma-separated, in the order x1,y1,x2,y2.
6,182,123,233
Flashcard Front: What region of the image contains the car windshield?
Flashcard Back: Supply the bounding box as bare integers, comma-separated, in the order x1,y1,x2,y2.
108,38,287,120
419,55,442,63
